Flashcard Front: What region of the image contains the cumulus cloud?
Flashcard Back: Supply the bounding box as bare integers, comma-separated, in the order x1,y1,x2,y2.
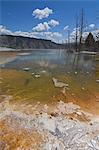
84,24,96,32
32,22,50,32
1,24,98,44
70,27,80,37
15,31,29,36
48,19,59,27
64,25,69,30
0,25,63,43
91,29,99,38
89,24,95,29
0,25,13,35
32,19,59,32
15,31,62,43
14,31,37,38
42,32,62,43
32,7,53,19
70,26,99,43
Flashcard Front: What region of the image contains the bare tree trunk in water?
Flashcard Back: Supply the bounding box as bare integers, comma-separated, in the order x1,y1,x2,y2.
72,15,78,69
73,9,84,71
75,15,78,52
67,29,70,52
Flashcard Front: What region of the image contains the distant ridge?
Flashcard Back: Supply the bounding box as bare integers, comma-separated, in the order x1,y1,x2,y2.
0,35,65,50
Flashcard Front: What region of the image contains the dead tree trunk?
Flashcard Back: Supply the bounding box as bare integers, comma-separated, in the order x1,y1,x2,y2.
79,8,84,51
67,29,70,52
75,15,78,52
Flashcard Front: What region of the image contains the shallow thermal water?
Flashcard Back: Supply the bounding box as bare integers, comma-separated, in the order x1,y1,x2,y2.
0,49,96,73
0,49,98,108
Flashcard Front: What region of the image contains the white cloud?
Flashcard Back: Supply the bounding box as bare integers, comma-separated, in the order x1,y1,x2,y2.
30,31,62,42
32,19,59,32
1,24,98,44
15,31,28,36
64,25,69,30
43,32,62,42
0,25,63,43
89,24,95,29
84,24,96,32
0,25,13,35
14,31,37,38
48,19,59,27
32,7,53,19
70,27,80,40
32,22,50,32
91,29,99,38
70,26,99,43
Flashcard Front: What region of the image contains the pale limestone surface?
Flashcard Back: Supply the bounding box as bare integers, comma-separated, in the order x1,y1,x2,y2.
0,99,99,150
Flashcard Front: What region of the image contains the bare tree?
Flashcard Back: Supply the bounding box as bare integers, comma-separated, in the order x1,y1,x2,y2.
79,8,84,50
75,15,78,52
67,29,70,52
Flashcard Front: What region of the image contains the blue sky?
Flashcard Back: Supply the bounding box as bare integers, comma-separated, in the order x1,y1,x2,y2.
0,0,99,43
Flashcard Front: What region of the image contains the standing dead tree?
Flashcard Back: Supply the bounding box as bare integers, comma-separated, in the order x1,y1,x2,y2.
75,15,78,52
95,10,99,50
67,29,70,52
79,8,84,51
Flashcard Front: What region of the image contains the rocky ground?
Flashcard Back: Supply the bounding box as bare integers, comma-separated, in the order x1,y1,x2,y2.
0,96,99,150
